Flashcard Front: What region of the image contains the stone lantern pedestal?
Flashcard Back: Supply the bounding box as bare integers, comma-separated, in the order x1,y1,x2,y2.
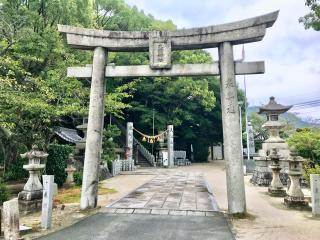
284,149,309,208
18,145,48,214
64,153,76,188
64,166,76,188
268,148,286,197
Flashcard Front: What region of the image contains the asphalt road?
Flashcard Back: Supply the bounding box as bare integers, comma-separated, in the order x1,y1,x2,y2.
38,213,234,240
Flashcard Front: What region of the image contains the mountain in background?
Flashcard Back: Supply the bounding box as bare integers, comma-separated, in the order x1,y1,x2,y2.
247,106,319,128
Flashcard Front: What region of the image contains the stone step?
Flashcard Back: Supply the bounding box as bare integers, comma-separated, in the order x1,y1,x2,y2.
101,207,222,217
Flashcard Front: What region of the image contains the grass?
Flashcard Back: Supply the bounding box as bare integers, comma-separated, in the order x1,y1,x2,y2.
54,185,117,204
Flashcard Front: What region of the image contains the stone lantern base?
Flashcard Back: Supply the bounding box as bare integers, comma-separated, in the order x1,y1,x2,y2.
284,196,309,209
18,189,43,214
18,198,42,215
268,186,286,197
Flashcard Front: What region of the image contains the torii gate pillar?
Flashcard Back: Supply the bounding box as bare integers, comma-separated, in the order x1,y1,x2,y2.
219,42,246,213
80,47,106,209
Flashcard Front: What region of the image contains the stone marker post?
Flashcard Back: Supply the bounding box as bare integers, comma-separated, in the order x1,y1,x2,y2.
167,125,174,168
311,174,320,216
81,47,107,210
219,42,246,214
126,122,134,161
3,199,20,240
247,121,255,155
41,175,54,229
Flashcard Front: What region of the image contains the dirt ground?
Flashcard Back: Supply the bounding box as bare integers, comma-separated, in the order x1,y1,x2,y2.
179,161,320,240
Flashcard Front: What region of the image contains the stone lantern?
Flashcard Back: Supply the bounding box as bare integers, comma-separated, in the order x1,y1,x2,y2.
268,148,286,196
64,153,76,188
251,97,292,186
75,116,88,153
284,147,309,208
18,145,48,214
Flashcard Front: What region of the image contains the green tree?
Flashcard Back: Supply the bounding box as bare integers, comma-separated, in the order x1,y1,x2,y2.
0,0,134,173
299,0,320,30
287,128,320,163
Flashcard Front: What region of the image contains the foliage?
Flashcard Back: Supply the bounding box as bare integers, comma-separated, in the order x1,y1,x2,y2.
247,112,268,150
102,125,121,162
0,0,247,164
299,0,320,30
0,0,137,173
287,128,320,164
73,171,83,186
3,156,28,181
46,144,73,187
303,161,320,185
0,179,9,204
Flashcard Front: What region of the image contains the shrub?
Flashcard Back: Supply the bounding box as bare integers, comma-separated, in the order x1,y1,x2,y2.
74,171,83,186
46,144,73,187
102,125,121,162
303,162,320,186
4,156,28,182
0,179,9,204
287,128,320,164
107,160,113,174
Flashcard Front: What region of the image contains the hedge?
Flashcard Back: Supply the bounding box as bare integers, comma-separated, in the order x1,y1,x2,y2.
46,144,73,187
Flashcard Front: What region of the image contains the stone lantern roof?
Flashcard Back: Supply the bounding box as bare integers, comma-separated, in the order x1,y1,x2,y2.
258,96,292,115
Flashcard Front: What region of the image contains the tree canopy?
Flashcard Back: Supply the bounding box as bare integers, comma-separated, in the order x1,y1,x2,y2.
299,0,320,30
0,0,245,167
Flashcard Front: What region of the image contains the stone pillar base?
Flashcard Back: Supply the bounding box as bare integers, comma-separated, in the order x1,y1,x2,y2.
268,187,286,197
18,199,42,215
284,196,310,209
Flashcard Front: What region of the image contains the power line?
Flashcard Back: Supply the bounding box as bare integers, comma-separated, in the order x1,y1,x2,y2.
291,99,320,106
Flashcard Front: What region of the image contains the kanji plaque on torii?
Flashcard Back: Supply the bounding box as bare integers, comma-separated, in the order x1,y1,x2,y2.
58,11,279,214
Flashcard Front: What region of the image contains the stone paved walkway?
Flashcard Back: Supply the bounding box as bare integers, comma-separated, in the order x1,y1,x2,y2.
39,169,234,240
107,171,219,214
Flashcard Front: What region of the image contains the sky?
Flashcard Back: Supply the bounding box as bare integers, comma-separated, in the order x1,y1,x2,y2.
124,0,320,122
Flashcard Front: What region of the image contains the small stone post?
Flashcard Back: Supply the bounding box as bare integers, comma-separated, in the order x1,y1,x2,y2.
247,121,255,155
219,42,246,214
3,199,20,240
268,148,286,197
311,174,320,216
126,122,134,161
41,175,54,229
284,148,308,208
81,47,107,210
167,125,174,168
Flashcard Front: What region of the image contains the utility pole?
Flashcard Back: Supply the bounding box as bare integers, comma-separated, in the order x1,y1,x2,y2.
238,102,244,160
244,75,250,160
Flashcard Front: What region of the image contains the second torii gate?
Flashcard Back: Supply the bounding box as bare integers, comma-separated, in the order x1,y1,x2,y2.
58,10,279,214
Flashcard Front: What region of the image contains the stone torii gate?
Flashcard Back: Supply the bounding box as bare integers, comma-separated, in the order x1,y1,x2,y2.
58,11,278,214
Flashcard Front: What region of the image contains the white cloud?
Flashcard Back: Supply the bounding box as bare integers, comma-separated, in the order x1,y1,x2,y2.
124,0,320,121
